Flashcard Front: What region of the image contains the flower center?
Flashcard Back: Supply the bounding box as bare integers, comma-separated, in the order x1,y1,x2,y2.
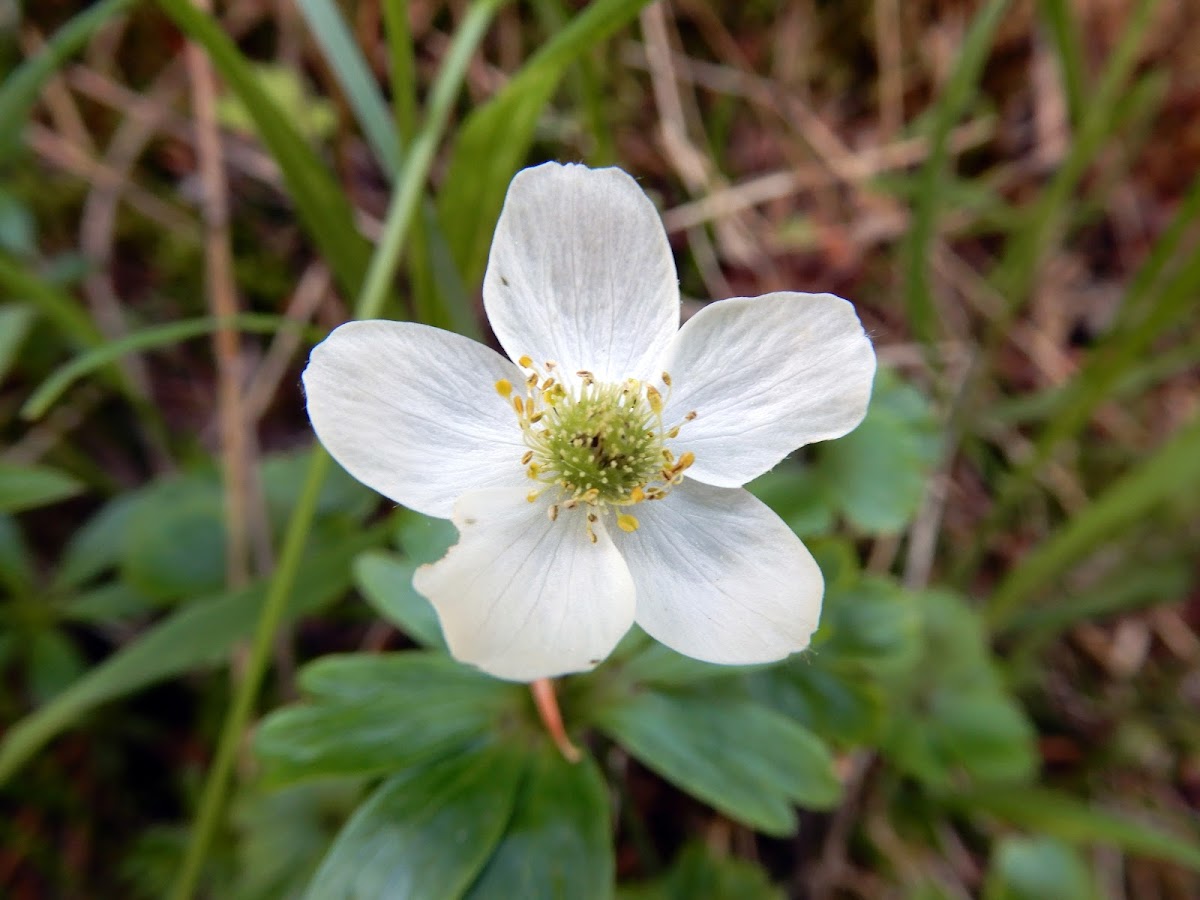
495,357,696,539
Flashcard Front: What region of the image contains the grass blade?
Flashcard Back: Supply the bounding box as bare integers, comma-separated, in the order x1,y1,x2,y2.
21,314,303,420
986,414,1200,628
297,0,403,174
152,0,373,299
438,0,653,291
0,0,135,165
902,0,1009,344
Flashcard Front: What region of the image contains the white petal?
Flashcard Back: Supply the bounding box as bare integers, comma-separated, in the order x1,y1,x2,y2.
662,292,876,487
413,489,636,681
483,162,679,385
612,480,823,665
302,320,528,519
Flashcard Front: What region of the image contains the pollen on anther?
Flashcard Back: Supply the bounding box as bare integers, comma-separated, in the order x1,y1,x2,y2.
617,513,640,533
630,486,645,503
495,379,513,397
521,450,534,465
518,354,533,368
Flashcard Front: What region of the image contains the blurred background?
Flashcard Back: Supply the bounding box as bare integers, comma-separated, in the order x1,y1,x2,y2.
1,0,1199,897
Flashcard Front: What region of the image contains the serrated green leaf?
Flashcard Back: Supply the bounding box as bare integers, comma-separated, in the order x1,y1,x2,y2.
595,689,840,836
306,743,525,900
465,743,613,899
353,551,445,649
0,462,83,513
983,836,1094,900
256,652,522,786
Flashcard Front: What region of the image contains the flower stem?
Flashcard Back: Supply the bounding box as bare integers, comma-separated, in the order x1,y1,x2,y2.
530,678,581,762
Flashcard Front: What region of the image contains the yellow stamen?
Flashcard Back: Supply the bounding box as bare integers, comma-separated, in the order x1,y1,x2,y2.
630,486,645,503
646,385,663,415
617,513,640,533
518,354,533,368
495,379,513,397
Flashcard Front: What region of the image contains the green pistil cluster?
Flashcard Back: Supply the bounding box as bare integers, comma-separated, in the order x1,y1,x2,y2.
496,360,696,536
535,382,662,503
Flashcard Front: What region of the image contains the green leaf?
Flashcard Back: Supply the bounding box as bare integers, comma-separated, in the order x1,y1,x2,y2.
749,659,884,747
59,581,163,624
27,630,86,705
901,0,1010,342
984,836,1094,900
215,64,338,142
120,479,226,601
0,0,135,165
21,313,298,420
0,303,35,384
619,843,783,900
439,0,651,289
465,743,613,899
296,0,400,172
595,689,840,836
151,0,372,299
54,492,143,590
393,510,459,563
255,652,522,786
0,462,83,513
884,591,1037,787
816,368,940,534
0,192,36,256
954,786,1200,871
0,513,35,596
745,465,834,536
0,526,381,786
814,576,921,673
353,551,446,649
306,743,525,899
232,778,361,900
988,413,1200,628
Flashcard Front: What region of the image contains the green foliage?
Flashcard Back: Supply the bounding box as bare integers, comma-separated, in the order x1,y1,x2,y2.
0,461,83,513
591,677,840,836
258,651,613,897
438,0,653,291
619,844,783,900
255,653,524,786
983,837,1094,900
353,551,446,649
814,368,941,533
884,591,1037,787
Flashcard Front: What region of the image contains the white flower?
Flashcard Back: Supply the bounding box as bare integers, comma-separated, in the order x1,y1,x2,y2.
302,162,876,682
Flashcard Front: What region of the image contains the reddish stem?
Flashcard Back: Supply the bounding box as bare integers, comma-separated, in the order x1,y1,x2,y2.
530,678,581,762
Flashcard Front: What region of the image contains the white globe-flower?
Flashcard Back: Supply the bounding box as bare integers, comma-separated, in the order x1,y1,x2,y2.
302,162,876,682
